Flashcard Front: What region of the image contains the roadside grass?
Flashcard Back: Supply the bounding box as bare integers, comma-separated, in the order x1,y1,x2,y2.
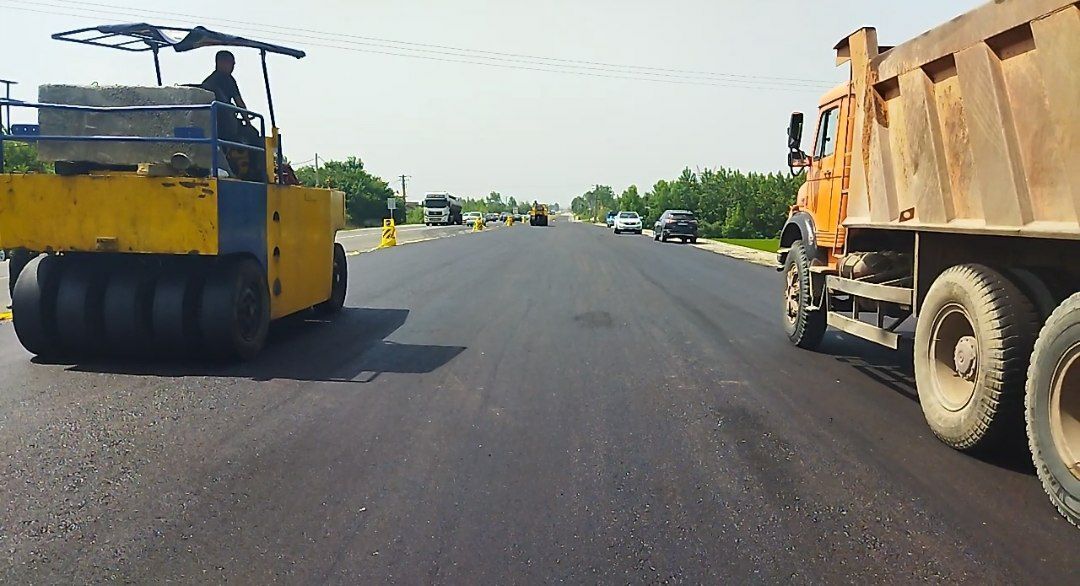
715,238,780,253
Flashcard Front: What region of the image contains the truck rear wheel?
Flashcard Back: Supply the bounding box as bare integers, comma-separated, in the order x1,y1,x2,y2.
782,241,825,349
914,264,1038,451
1026,293,1080,527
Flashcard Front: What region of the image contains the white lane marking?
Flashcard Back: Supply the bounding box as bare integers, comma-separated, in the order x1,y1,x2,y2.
338,226,466,239
341,223,502,256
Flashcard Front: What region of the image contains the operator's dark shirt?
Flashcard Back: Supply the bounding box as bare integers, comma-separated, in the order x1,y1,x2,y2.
201,70,242,140
201,70,242,105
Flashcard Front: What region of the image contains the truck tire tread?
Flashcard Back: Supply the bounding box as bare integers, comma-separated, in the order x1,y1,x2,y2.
915,264,1038,451
782,241,825,349
1025,292,1080,528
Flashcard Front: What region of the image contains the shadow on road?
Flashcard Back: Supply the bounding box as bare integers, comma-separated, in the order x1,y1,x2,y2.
818,331,1035,476
52,308,466,384
821,332,918,402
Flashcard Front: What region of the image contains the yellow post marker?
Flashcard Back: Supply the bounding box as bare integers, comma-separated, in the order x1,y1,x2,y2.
473,216,484,232
379,218,398,248
506,215,514,226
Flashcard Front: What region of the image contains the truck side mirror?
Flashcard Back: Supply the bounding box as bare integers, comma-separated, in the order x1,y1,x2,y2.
788,150,810,169
787,112,804,150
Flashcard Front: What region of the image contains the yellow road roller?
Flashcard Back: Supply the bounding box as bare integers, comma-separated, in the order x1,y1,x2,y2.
0,24,347,360
529,202,549,226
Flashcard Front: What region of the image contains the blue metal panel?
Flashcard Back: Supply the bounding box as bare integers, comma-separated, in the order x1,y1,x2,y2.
217,179,267,269
173,126,205,139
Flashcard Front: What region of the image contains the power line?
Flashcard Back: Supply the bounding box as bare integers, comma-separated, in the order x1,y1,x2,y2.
6,0,835,91
54,0,835,86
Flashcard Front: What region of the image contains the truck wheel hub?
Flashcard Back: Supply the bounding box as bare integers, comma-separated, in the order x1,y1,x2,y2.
785,266,800,324
953,335,978,382
1050,344,1080,481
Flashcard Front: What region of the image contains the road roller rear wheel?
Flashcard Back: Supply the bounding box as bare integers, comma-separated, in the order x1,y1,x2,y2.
199,258,270,361
315,243,347,315
12,254,65,357
151,269,200,355
103,266,156,356
55,261,109,355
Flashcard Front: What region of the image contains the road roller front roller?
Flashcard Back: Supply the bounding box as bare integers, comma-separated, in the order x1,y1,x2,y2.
11,253,319,361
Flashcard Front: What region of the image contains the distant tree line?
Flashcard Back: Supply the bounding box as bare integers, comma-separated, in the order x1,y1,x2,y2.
572,167,804,239
455,192,557,214
295,157,403,227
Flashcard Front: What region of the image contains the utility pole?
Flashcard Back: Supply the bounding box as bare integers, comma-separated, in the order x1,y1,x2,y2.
592,184,599,222
396,174,410,222
314,152,320,187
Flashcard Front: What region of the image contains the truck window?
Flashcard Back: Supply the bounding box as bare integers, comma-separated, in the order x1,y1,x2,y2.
815,106,840,159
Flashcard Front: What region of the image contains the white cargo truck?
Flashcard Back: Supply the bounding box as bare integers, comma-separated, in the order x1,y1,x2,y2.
423,192,462,226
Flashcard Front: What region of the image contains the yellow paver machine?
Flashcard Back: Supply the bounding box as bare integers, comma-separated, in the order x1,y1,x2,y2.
0,24,347,360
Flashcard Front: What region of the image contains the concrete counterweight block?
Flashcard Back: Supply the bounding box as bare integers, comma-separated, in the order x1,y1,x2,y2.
37,84,216,169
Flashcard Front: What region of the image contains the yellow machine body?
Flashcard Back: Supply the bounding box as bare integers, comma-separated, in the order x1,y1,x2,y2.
0,173,346,320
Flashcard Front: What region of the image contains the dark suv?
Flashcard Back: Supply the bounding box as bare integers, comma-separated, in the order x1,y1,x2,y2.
654,210,698,243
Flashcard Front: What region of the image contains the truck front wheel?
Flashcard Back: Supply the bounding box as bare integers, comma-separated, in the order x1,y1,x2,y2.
914,264,1038,451
782,241,825,349
1026,292,1080,527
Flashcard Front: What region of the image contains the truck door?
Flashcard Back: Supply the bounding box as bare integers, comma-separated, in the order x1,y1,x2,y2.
808,99,847,250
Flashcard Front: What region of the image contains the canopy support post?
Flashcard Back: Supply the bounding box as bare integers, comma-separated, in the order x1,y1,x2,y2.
260,49,283,184
260,49,276,128
152,47,163,86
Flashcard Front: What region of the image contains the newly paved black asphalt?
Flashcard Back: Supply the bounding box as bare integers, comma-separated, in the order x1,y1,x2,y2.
1,221,1077,583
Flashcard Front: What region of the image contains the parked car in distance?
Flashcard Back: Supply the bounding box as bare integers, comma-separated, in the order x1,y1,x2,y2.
485,213,500,224
463,211,482,225
605,211,618,227
613,211,642,235
499,212,509,222
654,210,698,243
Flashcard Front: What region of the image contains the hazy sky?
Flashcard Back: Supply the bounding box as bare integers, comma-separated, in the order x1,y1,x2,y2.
3,0,983,205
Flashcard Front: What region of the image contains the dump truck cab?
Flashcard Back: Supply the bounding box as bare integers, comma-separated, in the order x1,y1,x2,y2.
782,81,854,268
0,24,347,360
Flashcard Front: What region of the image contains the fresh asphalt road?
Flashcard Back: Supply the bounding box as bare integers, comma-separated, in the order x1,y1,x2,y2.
1,221,1077,583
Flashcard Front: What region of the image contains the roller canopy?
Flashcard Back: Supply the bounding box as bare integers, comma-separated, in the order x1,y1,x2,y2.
52,23,305,58
172,26,305,58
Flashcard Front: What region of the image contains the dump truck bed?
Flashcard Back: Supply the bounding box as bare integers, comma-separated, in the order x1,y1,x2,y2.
843,0,1079,239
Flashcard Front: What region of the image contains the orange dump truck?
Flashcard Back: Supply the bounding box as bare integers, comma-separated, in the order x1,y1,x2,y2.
778,0,1079,526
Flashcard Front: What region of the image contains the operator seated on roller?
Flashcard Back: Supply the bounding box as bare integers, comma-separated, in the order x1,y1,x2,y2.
201,50,266,182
